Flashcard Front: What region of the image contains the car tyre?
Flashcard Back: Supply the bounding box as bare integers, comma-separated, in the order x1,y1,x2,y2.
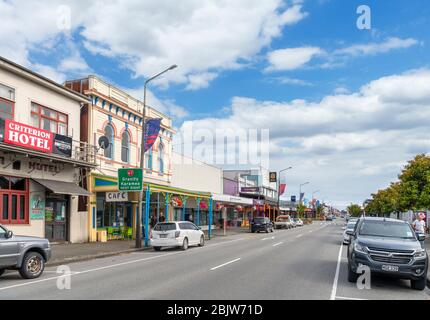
0,269,4,277
181,238,189,251
411,277,426,291
347,264,358,283
19,251,45,279
153,247,162,251
198,235,205,247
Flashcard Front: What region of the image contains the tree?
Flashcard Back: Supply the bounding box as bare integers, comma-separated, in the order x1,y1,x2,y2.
347,204,362,217
297,204,306,218
398,154,430,211
366,183,401,217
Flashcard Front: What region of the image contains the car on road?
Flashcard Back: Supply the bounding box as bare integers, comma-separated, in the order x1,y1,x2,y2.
0,225,51,279
251,217,274,233
343,220,359,245
275,215,293,229
292,218,304,227
347,217,428,290
150,221,205,251
326,216,333,221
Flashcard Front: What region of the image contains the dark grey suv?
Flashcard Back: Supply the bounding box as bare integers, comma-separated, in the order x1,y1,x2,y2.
0,225,51,279
347,217,428,290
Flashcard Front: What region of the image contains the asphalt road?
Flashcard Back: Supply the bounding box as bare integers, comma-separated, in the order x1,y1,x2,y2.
0,221,429,300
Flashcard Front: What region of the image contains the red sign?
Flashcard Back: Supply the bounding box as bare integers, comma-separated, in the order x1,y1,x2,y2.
4,120,53,153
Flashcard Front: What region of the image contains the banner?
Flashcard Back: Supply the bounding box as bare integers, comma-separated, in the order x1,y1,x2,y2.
144,118,162,152
280,184,287,196
30,192,45,220
53,134,72,157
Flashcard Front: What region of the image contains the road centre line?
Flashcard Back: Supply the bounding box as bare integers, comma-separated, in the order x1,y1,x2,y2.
330,242,344,300
273,242,283,247
336,296,367,301
210,258,241,271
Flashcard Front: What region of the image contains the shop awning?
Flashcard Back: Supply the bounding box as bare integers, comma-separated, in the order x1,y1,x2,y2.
33,178,92,196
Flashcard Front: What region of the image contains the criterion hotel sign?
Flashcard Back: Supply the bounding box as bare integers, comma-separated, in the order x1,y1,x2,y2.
4,120,53,153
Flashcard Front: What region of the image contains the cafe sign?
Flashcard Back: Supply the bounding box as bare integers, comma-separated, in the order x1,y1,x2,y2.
106,192,128,203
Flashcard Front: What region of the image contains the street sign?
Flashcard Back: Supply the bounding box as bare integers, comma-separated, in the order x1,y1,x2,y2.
270,172,277,183
118,168,143,191
241,187,260,193
106,192,129,202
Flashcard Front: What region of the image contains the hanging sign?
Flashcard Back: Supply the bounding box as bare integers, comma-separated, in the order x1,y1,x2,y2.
4,119,53,153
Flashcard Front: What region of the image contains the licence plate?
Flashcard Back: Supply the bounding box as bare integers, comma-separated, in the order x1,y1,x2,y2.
160,234,168,238
382,265,399,272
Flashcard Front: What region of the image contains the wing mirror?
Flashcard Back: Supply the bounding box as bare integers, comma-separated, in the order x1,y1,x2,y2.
346,230,354,236
417,233,426,242
6,230,13,239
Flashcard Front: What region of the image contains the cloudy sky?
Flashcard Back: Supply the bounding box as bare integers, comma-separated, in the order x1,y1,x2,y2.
1,0,429,208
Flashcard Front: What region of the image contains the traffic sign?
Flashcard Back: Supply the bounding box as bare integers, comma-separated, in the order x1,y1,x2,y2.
118,168,143,191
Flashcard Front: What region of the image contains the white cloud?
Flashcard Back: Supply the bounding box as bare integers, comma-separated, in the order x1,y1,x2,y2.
334,37,419,57
275,77,313,86
186,72,218,91
266,47,323,71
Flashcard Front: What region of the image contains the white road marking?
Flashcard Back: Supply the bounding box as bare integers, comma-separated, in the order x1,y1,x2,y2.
330,242,344,300
296,234,303,238
261,236,275,241
0,237,246,292
273,242,283,247
210,258,241,271
335,296,367,301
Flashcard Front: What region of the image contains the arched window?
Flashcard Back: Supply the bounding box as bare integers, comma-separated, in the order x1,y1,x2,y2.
121,131,130,163
146,148,153,171
158,144,164,174
104,124,114,159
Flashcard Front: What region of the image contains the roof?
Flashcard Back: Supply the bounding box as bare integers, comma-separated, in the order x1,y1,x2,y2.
361,217,406,223
0,56,90,103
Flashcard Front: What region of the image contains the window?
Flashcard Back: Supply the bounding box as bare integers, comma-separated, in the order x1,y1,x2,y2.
0,176,29,225
0,225,6,238
104,124,114,159
121,131,130,163
158,144,164,174
30,103,68,135
0,83,15,120
146,148,153,171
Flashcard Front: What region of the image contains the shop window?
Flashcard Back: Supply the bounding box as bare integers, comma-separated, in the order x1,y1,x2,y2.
30,103,68,135
104,124,114,159
0,176,29,225
158,144,164,174
146,148,153,171
121,131,130,163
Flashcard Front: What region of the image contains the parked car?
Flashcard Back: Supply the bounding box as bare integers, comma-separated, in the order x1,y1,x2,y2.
251,217,274,233
347,217,428,290
326,216,333,221
0,225,51,279
343,220,359,245
275,215,293,229
292,218,304,227
150,222,205,251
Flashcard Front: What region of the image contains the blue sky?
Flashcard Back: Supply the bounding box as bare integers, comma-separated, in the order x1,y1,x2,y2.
1,0,430,208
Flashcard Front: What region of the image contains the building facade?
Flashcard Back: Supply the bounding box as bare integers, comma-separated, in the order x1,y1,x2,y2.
65,76,180,241
0,57,96,243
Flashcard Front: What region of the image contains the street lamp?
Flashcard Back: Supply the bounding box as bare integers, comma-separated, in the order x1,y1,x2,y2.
299,182,310,205
136,65,178,249
277,167,293,219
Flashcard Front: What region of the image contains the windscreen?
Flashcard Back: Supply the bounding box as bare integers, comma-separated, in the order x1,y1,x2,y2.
154,223,176,231
359,220,415,239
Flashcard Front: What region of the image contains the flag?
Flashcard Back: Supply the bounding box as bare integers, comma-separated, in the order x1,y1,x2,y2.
299,192,305,203
280,184,287,196
144,118,162,152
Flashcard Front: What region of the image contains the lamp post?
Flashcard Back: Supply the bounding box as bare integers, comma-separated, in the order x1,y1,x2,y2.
299,182,310,205
277,167,293,219
136,65,178,249
312,190,320,219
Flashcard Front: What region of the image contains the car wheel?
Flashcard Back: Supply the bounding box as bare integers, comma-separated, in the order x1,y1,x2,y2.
0,269,4,277
153,247,162,251
181,238,189,251
411,277,426,291
251,230,255,233
198,235,205,247
347,264,358,283
266,228,270,233
19,251,45,279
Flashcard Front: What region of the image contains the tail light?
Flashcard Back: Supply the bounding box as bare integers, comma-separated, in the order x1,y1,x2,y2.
175,231,181,238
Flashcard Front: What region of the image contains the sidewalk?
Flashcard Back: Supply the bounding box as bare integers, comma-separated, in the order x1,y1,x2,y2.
47,240,147,267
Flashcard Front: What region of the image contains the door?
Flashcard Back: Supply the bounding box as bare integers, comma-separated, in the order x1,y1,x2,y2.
187,222,200,244
45,198,68,242
0,226,19,267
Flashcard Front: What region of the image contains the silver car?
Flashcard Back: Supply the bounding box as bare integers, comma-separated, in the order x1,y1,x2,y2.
0,225,51,279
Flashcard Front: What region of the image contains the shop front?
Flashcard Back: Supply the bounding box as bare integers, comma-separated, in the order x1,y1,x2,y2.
212,194,253,228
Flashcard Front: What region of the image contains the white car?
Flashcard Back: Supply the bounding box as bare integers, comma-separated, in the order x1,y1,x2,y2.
343,220,358,245
292,218,304,227
150,221,205,251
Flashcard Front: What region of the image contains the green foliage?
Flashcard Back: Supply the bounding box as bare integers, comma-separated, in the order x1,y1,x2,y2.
347,204,362,217
366,154,430,215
